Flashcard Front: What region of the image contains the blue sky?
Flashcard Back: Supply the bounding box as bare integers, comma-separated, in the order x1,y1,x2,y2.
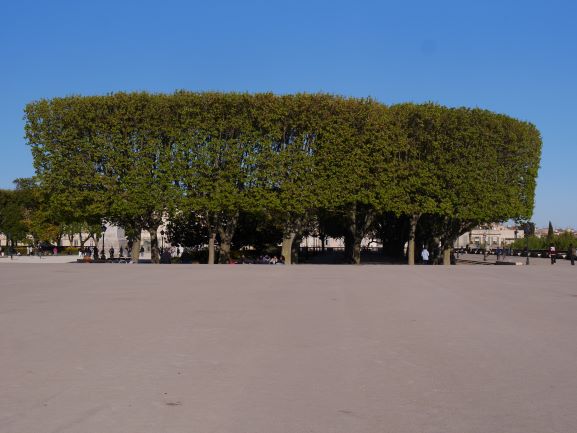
1,0,575,228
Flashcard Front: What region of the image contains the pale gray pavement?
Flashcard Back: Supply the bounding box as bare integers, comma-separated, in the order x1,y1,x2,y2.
1,264,576,433
0,255,78,264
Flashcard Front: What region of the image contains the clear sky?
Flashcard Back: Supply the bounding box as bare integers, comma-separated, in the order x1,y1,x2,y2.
1,0,575,228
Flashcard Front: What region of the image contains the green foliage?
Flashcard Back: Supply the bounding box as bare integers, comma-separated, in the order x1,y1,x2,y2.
1,178,62,245
0,189,28,242
165,211,208,248
24,92,543,260
511,231,577,251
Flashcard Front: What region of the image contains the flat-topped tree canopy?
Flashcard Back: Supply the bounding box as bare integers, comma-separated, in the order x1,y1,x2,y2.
24,91,541,264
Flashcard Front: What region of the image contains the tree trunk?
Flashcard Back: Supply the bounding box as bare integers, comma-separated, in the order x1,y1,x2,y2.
218,230,232,264
344,203,374,265
282,216,303,266
352,236,362,265
282,231,297,265
443,245,452,265
149,228,160,264
208,231,217,264
291,235,302,264
344,204,357,264
218,213,239,264
408,214,420,265
131,235,141,263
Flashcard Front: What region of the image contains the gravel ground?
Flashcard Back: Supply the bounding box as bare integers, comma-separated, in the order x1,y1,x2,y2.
1,264,576,433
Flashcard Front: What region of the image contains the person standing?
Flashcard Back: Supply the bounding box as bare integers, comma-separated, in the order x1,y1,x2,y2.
109,246,115,260
549,244,556,264
421,247,430,265
568,243,575,266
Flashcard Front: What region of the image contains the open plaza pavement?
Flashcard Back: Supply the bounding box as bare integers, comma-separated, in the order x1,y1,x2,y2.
1,261,576,433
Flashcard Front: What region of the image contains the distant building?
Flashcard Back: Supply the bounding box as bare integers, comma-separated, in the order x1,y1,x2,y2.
0,225,169,258
534,227,575,238
454,224,523,249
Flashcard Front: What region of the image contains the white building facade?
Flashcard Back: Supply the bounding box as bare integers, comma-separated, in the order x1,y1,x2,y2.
454,224,524,249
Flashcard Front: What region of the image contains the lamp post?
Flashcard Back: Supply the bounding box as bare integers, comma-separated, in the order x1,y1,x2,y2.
524,223,530,265
101,224,106,261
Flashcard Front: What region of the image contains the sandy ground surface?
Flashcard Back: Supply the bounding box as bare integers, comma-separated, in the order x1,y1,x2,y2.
1,264,576,433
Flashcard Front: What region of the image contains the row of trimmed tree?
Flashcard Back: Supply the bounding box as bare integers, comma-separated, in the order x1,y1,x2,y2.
24,92,542,264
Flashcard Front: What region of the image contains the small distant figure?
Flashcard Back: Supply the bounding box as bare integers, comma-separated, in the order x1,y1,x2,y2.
109,246,115,260
140,246,145,258
568,243,575,266
270,256,278,265
421,247,430,265
549,244,556,264
279,255,286,264
119,246,124,257
53,246,58,256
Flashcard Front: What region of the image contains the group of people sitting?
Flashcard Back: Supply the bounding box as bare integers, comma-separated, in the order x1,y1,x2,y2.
236,255,286,265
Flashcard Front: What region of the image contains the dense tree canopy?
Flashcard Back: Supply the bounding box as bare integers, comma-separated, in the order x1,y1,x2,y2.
0,178,63,248
23,92,542,264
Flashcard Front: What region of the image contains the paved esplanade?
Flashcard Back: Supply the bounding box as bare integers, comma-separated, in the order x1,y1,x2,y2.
1,265,576,433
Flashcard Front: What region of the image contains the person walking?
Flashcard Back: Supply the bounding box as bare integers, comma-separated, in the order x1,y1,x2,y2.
109,246,115,260
568,243,575,266
421,247,430,265
549,244,556,265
